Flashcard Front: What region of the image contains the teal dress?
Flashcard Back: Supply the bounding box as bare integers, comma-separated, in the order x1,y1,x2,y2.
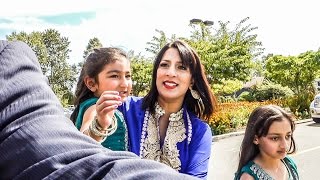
234,156,299,180
75,97,128,151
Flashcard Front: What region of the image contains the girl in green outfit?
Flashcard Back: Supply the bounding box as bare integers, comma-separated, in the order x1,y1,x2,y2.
234,105,299,180
70,47,132,151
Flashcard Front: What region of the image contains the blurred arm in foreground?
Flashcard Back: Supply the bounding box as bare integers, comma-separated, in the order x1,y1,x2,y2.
0,40,198,180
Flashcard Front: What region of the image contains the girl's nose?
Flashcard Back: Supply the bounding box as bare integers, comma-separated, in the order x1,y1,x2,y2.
280,138,290,150
120,77,129,87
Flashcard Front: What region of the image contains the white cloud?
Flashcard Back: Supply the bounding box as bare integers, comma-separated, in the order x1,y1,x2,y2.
0,0,106,17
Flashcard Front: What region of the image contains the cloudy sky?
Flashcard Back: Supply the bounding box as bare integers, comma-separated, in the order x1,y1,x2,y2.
0,0,318,65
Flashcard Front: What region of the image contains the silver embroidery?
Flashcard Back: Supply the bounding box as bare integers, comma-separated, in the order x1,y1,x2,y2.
140,103,187,171
250,164,273,180
187,112,192,144
247,159,296,180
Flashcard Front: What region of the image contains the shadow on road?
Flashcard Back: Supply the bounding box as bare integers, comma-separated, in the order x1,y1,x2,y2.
307,122,320,127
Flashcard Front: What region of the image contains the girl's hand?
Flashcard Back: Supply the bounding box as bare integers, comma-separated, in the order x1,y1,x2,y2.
95,91,122,129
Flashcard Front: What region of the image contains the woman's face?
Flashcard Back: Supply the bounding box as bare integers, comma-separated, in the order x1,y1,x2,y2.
156,47,192,104
93,57,132,102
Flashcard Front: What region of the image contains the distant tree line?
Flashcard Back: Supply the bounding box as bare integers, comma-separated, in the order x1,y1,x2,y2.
6,17,320,114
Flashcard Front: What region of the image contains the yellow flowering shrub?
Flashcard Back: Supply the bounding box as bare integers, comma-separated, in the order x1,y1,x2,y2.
209,100,283,135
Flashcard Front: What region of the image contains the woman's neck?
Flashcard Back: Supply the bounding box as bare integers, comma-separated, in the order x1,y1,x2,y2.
157,97,183,114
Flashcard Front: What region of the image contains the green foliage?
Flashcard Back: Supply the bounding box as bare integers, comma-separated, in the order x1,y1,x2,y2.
238,91,255,102
212,79,243,96
130,56,153,96
283,92,314,119
187,17,264,85
83,37,103,59
217,96,237,103
265,51,320,94
209,100,282,135
77,37,104,76
145,29,176,58
7,29,77,105
251,81,294,101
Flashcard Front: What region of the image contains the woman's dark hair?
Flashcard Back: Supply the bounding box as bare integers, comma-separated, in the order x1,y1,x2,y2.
236,105,297,173
142,39,216,121
70,47,127,123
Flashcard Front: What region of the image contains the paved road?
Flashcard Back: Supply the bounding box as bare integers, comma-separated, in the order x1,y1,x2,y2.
207,120,320,179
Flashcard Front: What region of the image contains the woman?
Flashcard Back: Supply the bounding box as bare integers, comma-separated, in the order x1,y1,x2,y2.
118,40,216,179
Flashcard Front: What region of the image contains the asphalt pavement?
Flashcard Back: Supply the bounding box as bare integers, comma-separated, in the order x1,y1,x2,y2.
208,118,318,179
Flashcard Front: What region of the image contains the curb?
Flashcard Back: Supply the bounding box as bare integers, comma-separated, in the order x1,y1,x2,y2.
212,118,313,141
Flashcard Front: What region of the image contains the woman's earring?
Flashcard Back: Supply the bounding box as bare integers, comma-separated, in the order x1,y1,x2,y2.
190,88,200,99
190,88,204,114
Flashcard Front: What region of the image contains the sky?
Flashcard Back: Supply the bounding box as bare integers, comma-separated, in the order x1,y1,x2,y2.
0,0,319,65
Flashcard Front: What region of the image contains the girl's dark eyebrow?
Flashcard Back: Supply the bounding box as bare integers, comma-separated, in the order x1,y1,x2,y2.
106,70,120,74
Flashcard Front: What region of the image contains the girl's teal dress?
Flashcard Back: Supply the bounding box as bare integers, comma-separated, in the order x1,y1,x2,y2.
75,97,128,151
234,156,299,180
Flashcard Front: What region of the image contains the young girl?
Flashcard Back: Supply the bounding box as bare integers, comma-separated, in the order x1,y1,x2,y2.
234,105,299,180
70,47,132,151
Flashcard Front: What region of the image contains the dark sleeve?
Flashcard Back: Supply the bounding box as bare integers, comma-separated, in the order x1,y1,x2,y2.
0,40,198,180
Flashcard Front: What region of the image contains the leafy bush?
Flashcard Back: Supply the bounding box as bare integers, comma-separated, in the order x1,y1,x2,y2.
212,79,243,97
253,82,293,101
239,81,293,102
131,58,153,96
209,100,283,135
217,95,237,103
238,91,255,102
283,92,314,119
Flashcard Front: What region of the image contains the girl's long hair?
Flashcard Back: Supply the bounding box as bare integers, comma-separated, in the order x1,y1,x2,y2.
236,105,297,174
70,47,127,123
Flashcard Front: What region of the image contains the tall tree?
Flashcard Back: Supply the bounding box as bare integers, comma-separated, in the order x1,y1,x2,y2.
83,37,103,59
145,29,176,58
77,37,103,73
128,51,153,96
265,51,320,94
7,29,76,105
187,17,264,85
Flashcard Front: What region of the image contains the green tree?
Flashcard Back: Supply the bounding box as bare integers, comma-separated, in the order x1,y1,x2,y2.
7,29,77,106
211,79,243,97
265,51,320,94
265,51,320,115
83,37,103,59
187,17,264,85
145,29,176,58
129,51,153,96
77,37,104,74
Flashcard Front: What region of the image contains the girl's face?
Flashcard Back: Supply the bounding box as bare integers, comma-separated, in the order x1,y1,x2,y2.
254,119,293,160
156,48,192,104
93,57,132,101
